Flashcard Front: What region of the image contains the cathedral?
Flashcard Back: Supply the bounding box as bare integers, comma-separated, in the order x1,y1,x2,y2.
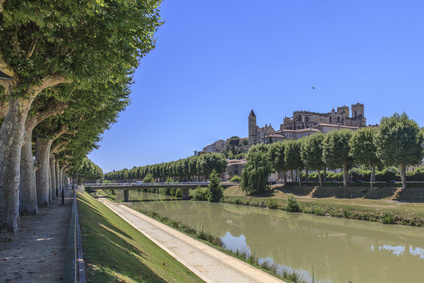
248,103,366,146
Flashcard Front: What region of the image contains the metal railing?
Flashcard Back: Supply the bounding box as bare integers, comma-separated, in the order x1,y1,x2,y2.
84,181,239,187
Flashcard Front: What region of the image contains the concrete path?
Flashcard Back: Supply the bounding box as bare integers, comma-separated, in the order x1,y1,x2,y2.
98,198,285,283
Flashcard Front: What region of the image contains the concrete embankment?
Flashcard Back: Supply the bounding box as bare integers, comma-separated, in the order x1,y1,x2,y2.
98,198,285,283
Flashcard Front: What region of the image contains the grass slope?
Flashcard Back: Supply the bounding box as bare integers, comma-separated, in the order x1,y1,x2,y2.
204,185,424,226
77,191,204,283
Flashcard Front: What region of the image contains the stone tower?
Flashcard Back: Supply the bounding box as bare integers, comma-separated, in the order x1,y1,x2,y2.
248,110,257,146
351,103,364,118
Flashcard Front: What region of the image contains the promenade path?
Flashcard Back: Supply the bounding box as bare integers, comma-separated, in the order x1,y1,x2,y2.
0,188,74,282
98,197,285,283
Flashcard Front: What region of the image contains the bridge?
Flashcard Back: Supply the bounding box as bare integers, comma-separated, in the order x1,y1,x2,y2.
85,182,239,201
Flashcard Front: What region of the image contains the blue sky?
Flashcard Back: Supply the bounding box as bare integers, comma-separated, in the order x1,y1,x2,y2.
89,0,424,173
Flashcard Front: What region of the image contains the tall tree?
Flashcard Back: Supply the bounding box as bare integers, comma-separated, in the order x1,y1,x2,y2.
300,133,326,186
322,129,353,187
0,0,162,232
241,144,271,195
268,141,288,183
285,140,304,186
374,113,424,189
349,127,381,187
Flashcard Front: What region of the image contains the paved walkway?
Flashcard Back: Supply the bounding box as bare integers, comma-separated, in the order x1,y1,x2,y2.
98,198,285,283
0,188,74,282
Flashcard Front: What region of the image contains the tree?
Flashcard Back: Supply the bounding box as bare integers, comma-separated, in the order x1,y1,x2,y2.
375,113,424,189
0,1,162,233
268,141,288,183
322,129,353,187
349,127,381,187
241,144,271,195
285,140,304,186
300,133,326,186
207,170,223,202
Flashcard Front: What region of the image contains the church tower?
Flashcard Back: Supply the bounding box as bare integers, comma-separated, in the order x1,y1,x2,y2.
248,110,257,146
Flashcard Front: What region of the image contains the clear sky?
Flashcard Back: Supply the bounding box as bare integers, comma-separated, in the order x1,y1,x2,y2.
88,0,424,173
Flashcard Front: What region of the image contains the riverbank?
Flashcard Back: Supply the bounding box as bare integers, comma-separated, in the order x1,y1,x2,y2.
219,184,424,226
77,191,203,282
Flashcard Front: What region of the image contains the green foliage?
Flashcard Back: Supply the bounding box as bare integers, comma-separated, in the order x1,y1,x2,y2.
268,141,287,172
349,127,380,167
300,133,325,174
285,140,304,172
207,170,224,202
143,173,155,183
241,144,272,195
192,186,207,201
266,199,279,209
175,188,182,198
322,129,354,170
375,113,424,167
229,175,241,182
381,213,395,224
285,194,300,212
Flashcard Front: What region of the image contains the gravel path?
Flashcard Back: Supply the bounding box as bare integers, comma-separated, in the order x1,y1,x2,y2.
0,189,73,282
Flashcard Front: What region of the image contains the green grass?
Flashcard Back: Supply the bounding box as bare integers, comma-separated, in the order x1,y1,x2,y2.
215,185,424,227
77,191,204,283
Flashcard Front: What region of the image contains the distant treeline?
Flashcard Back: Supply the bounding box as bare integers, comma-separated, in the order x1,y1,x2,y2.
104,152,227,181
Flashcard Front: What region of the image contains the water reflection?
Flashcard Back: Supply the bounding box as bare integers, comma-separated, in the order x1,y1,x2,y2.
119,191,424,283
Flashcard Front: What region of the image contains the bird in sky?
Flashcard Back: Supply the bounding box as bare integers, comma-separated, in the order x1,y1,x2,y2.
312,86,315,89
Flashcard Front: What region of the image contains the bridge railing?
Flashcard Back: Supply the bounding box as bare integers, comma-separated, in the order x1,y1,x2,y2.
84,182,239,187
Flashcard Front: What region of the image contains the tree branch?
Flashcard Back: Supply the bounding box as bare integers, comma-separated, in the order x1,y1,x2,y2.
26,33,40,60
0,0,5,13
28,75,73,97
25,101,68,131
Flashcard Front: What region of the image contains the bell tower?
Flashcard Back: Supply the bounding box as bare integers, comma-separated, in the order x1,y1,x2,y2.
248,110,257,146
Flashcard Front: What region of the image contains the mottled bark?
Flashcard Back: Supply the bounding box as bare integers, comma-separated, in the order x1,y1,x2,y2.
0,97,33,233
19,128,38,215
20,102,65,214
55,161,60,195
343,164,348,187
318,169,322,186
399,164,407,189
50,156,57,197
36,138,52,207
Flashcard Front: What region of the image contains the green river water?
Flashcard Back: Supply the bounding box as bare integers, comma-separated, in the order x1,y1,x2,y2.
117,191,424,283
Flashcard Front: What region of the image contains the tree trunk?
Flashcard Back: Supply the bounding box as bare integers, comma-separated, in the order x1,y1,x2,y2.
399,164,407,189
283,171,287,184
343,164,348,187
305,168,309,185
50,156,57,197
56,162,60,195
318,169,322,186
0,97,33,233
323,167,327,183
36,138,52,207
19,128,38,215
297,169,302,186
291,170,294,182
371,165,376,188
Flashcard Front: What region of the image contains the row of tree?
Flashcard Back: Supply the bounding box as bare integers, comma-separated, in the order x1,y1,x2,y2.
104,152,228,182
242,113,424,194
0,1,162,233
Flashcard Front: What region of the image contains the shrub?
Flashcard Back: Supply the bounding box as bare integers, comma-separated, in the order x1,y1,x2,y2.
381,213,395,224
192,186,206,201
230,175,242,182
266,199,279,209
285,194,300,212
207,170,224,202
143,173,155,183
175,188,182,198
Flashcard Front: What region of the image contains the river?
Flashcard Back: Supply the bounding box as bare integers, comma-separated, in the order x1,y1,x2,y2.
117,191,424,283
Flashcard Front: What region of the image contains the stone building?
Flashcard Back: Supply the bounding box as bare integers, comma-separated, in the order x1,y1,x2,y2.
248,103,366,146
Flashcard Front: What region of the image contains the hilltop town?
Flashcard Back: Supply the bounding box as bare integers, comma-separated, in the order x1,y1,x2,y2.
203,103,367,154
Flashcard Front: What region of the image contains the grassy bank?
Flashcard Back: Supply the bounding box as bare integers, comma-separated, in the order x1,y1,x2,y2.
77,191,203,282
137,209,304,283
215,184,424,227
